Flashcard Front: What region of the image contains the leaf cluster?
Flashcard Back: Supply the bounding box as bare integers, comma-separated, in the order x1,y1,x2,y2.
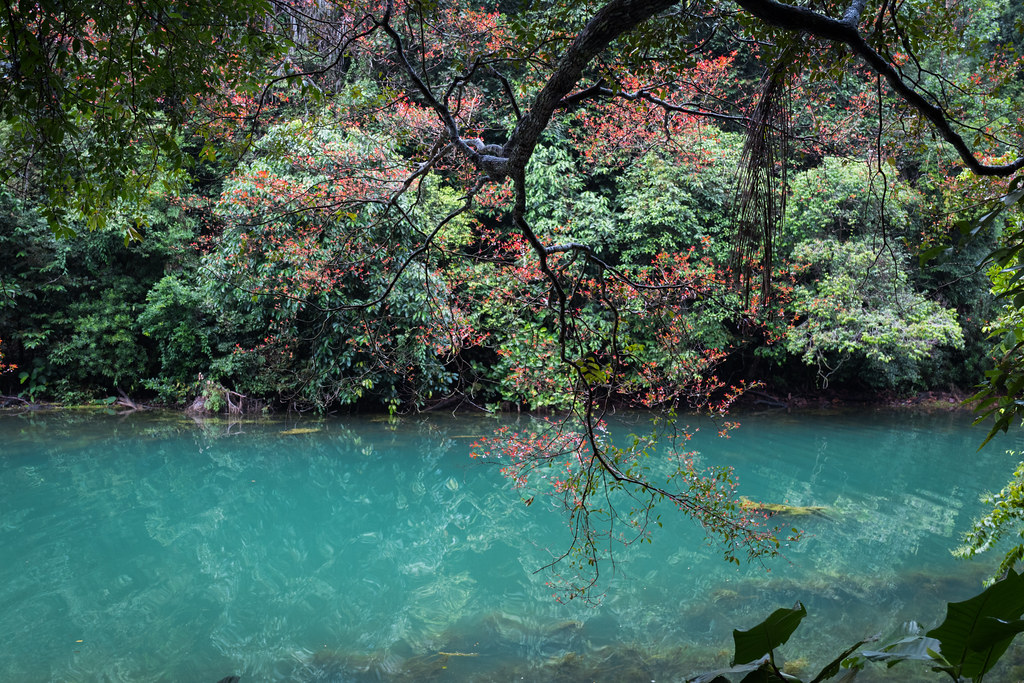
692,570,1024,682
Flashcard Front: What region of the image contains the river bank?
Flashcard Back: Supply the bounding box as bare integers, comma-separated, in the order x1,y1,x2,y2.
0,383,978,416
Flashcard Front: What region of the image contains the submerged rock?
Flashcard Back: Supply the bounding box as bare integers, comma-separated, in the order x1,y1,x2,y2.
739,497,830,518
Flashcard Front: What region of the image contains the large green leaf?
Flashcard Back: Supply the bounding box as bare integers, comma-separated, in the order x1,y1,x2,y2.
926,568,1024,679
809,635,877,682
732,603,807,665
968,617,1024,651
856,635,942,667
687,657,768,683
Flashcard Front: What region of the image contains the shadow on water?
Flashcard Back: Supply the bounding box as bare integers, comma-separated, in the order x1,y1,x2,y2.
271,557,1017,681
279,570,1024,683
291,609,701,682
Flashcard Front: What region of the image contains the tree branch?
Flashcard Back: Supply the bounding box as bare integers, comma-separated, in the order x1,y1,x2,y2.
502,0,678,175
842,0,869,27
375,1,507,177
733,0,1024,177
557,81,749,124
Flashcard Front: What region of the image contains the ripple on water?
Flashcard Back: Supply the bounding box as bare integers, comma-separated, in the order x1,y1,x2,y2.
3,411,1024,681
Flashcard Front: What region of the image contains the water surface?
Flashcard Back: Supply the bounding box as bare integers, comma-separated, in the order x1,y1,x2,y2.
1,408,1021,681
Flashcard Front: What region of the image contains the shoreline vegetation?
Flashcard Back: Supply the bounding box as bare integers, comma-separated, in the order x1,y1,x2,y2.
0,1,1009,429
0,387,974,417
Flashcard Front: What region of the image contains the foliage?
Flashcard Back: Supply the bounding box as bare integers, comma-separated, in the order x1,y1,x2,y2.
0,191,192,400
967,197,1024,446
471,414,787,600
783,157,920,254
0,0,283,234
785,238,964,389
0,338,12,376
45,286,150,395
692,570,1024,682
923,567,1024,681
611,137,743,266
956,454,1024,577
187,117,466,410
0,192,60,394
731,602,808,668
138,275,217,402
524,143,614,249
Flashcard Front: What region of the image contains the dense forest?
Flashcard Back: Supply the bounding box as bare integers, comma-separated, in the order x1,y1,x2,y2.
0,0,1020,417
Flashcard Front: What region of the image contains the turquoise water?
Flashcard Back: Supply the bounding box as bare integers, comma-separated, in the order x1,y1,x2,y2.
1,409,1022,681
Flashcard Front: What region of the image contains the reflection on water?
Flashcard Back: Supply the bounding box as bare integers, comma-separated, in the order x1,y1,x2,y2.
1,409,1022,681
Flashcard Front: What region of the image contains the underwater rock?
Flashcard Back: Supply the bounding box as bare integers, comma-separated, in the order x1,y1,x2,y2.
739,497,829,518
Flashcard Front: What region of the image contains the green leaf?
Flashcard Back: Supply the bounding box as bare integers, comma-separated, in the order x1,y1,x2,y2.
809,635,878,682
857,635,941,666
572,354,609,384
1001,185,1024,208
968,617,1024,651
926,568,1024,679
918,244,952,266
732,603,807,665
688,658,769,683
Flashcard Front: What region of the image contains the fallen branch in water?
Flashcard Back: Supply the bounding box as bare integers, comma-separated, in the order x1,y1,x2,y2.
739,497,830,518
115,387,151,412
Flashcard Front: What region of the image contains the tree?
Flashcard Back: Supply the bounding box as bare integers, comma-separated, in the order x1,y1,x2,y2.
0,0,287,233
785,237,964,389
3,0,1023,595
361,0,1021,590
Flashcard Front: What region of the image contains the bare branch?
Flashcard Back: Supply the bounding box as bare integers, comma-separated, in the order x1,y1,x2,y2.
490,66,523,120
842,0,869,27
375,1,503,175
557,81,750,124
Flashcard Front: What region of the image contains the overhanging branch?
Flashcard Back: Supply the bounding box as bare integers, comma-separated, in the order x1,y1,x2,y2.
733,0,1024,177
557,82,749,125
502,0,679,176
